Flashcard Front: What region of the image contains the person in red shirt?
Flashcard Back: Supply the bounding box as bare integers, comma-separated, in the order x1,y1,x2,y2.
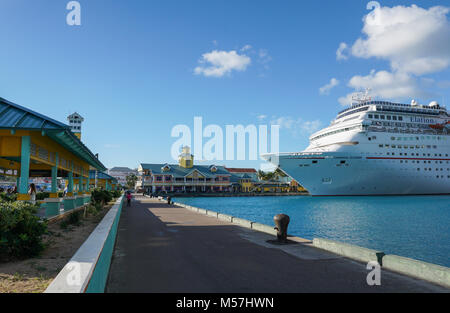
126,191,132,207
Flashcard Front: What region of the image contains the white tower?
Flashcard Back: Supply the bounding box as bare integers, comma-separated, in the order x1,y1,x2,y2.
67,112,84,139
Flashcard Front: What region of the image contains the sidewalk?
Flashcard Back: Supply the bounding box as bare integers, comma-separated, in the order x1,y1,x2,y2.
106,195,447,293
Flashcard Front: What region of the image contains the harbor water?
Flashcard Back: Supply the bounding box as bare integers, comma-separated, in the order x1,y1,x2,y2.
174,195,450,267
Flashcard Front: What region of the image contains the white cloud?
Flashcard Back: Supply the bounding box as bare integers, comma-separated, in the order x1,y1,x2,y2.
336,42,349,60
241,44,252,52
271,116,296,130
350,5,450,75
270,116,322,136
256,114,267,121
260,163,277,172
337,70,436,106
194,50,251,77
319,78,340,95
258,49,272,66
338,94,354,107
349,70,419,99
299,120,322,134
336,4,450,102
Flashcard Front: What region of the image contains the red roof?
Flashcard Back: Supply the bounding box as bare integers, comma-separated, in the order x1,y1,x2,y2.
225,168,257,173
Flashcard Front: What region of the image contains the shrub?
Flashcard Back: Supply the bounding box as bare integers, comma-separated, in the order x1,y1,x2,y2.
0,200,47,259
0,193,17,202
60,210,82,229
86,204,99,216
111,190,122,198
36,192,50,201
91,189,114,205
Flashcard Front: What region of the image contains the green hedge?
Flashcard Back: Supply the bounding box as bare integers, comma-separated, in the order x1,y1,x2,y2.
36,192,50,201
0,193,17,202
0,200,47,259
90,189,122,206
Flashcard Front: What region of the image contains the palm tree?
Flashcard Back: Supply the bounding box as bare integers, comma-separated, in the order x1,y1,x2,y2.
257,170,267,181
274,167,288,180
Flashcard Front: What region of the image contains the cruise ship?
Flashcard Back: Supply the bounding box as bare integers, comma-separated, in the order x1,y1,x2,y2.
262,93,450,196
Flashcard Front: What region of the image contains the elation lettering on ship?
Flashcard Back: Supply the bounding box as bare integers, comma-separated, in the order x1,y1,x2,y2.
410,116,436,124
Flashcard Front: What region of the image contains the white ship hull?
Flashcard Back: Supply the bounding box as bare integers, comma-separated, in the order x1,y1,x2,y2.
271,151,450,196
262,99,450,196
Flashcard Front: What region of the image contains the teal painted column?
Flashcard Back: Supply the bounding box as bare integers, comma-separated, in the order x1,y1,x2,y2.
64,164,76,211
105,180,109,191
68,172,74,193
18,136,30,201
79,175,83,193
76,176,84,207
51,153,58,194
85,176,91,204
46,153,61,217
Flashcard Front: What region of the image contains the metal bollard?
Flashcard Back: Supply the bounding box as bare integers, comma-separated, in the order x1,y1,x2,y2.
274,214,290,243
167,196,172,205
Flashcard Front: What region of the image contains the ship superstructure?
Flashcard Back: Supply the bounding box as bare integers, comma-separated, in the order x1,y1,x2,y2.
263,95,450,196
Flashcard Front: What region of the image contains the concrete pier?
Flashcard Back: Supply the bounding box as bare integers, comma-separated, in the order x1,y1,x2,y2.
106,195,448,293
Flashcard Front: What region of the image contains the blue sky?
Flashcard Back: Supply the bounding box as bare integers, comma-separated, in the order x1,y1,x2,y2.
1,0,449,170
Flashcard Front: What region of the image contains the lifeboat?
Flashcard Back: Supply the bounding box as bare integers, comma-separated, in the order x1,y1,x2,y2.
429,121,450,130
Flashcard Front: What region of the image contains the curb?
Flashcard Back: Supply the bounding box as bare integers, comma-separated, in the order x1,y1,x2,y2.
45,196,125,293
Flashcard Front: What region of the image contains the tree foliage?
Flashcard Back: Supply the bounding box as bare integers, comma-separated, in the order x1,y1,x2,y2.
126,174,138,189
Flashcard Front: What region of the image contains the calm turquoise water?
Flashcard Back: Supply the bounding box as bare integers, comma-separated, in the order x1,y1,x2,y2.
174,196,450,267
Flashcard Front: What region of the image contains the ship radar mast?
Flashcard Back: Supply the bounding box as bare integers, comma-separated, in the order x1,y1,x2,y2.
351,88,372,105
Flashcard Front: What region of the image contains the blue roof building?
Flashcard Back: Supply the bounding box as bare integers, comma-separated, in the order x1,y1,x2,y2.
138,146,233,193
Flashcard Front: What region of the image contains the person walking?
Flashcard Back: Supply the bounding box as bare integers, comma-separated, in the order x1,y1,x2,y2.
126,191,132,207
29,183,37,204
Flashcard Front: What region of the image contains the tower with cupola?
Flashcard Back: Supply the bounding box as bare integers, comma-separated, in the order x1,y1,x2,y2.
178,146,194,168
67,112,84,139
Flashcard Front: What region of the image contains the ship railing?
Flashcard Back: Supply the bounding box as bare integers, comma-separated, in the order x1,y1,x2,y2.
367,127,446,135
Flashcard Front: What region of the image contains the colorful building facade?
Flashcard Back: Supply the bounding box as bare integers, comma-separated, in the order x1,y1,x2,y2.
139,147,232,194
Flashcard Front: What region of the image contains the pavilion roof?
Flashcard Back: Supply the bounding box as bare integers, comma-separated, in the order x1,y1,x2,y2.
0,97,106,171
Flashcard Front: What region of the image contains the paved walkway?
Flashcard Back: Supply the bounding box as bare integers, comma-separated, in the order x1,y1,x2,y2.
106,195,447,293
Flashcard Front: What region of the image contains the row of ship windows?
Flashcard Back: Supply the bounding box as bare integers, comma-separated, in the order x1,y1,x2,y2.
311,125,361,141
368,114,403,121
390,136,446,141
304,160,449,168
371,120,437,129
336,106,369,120
314,130,448,143
378,144,448,154
399,159,449,163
